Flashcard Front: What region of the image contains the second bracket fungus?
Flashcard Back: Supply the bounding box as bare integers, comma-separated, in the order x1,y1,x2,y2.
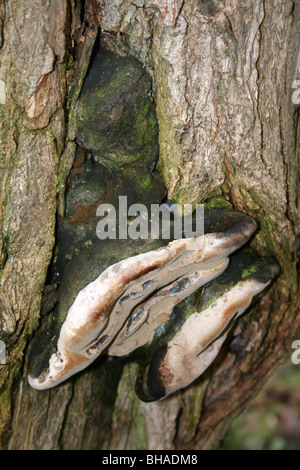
135,257,278,401
28,211,279,398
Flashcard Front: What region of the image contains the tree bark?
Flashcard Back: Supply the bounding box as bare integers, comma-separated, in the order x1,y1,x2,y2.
0,0,299,450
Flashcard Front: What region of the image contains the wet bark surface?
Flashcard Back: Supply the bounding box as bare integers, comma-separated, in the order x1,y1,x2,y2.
0,0,299,450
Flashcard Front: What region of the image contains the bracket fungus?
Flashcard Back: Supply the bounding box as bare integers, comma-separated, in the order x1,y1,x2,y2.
135,262,277,402
28,211,279,398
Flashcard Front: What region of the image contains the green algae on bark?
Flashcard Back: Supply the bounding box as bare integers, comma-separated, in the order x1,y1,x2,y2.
76,49,159,171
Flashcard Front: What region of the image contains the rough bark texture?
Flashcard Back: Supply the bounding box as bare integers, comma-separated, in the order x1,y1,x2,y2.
0,0,299,450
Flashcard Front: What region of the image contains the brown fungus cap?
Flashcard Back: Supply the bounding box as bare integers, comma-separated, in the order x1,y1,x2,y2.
135,253,280,401
28,212,269,393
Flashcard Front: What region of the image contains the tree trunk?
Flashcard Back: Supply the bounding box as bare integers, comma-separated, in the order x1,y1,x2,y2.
0,0,299,450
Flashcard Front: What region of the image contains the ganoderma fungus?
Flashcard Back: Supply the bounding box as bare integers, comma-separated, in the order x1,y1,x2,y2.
27,211,279,396
135,257,279,402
